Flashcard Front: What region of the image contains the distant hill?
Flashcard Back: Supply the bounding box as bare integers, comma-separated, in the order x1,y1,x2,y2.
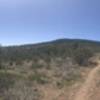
1,39,100,64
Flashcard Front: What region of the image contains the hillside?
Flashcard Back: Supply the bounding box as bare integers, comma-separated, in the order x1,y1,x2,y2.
0,39,100,100
1,39,100,62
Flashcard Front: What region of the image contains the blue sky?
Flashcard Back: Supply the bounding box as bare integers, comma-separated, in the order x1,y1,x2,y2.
0,0,100,45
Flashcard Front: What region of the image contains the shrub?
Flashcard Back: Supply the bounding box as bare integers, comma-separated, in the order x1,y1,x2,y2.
0,72,15,94
28,73,48,84
73,48,93,66
31,63,44,70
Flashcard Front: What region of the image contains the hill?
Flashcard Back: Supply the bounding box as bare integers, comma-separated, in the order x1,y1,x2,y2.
1,39,100,63
0,38,100,100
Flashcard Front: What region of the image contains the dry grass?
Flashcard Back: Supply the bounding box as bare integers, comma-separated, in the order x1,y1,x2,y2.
0,56,99,100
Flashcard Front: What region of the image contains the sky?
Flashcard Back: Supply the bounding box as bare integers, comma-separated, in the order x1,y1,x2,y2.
0,0,100,46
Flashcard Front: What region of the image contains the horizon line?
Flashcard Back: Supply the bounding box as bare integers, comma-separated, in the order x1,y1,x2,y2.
2,38,100,47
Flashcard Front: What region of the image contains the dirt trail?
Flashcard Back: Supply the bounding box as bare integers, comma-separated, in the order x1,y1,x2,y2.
39,61,100,100
75,61,100,100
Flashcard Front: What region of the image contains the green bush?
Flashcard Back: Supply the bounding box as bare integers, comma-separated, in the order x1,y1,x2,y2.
31,63,44,69
28,73,48,84
0,72,15,94
73,48,93,66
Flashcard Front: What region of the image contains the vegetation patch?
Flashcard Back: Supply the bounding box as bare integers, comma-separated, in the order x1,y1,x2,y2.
31,63,44,70
28,73,48,84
